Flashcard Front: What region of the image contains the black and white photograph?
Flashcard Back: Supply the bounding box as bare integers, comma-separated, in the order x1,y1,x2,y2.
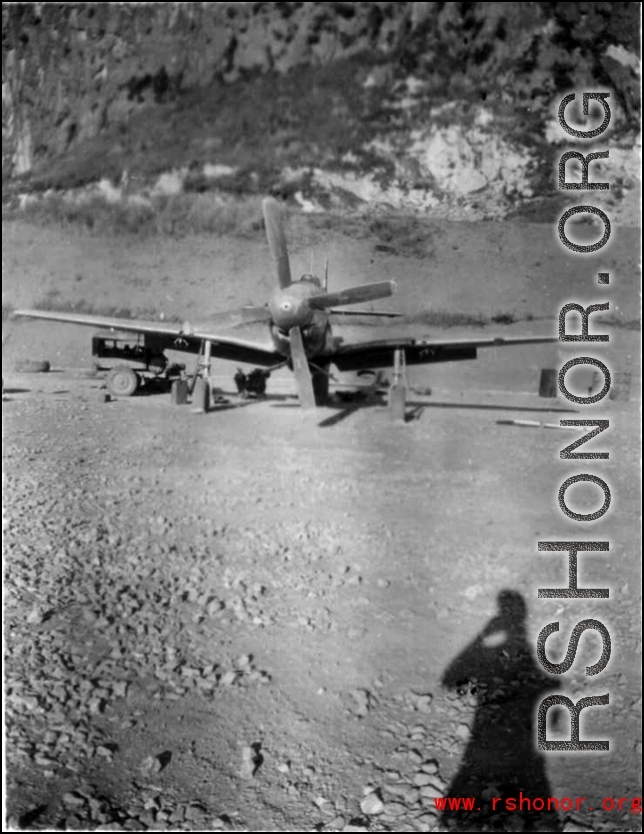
2,2,641,832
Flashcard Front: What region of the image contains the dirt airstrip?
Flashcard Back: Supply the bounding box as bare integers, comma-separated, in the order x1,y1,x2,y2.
2,215,641,832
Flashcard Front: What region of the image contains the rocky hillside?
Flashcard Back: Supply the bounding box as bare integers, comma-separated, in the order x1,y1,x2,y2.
2,2,641,222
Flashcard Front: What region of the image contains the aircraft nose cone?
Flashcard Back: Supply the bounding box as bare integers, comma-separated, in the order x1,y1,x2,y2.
269,285,315,330
270,298,300,329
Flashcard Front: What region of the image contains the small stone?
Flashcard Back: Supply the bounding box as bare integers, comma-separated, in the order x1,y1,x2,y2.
415,694,433,713
184,803,207,821
27,607,46,625
413,812,439,832
123,820,147,831
316,799,336,816
360,793,384,816
34,755,58,767
414,773,434,787
139,755,162,776
383,782,409,799
277,762,291,774
239,745,256,779
63,792,87,807
383,802,407,816
350,688,373,717
88,697,105,714
404,788,421,805
112,681,129,698
220,670,238,687
169,807,186,823
421,760,439,775
420,784,444,801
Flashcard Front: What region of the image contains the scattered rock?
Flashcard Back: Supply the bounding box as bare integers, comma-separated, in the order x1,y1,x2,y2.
239,744,262,779
360,792,384,816
420,759,439,775
383,801,407,816
62,791,87,807
139,755,162,776
350,688,375,717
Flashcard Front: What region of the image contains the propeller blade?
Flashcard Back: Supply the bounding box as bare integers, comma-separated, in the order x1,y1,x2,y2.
262,197,292,289
289,326,316,410
309,280,395,310
329,309,403,318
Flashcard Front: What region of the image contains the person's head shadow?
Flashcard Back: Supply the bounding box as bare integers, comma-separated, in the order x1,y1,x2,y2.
440,589,563,832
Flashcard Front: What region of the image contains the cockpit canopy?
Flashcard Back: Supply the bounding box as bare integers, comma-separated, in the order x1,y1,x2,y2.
299,274,321,287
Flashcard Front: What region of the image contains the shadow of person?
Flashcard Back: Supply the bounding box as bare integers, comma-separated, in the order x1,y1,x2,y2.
440,589,562,832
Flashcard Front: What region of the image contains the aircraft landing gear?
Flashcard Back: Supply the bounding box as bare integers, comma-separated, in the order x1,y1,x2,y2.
389,348,407,422
106,365,139,397
192,377,210,413
188,338,212,412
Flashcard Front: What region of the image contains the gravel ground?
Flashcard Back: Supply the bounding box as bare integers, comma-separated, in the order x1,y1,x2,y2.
3,370,640,833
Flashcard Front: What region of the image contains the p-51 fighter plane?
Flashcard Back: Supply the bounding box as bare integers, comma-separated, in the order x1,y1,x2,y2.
14,197,556,412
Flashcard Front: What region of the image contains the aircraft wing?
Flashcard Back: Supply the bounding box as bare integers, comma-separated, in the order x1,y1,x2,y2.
13,309,282,367
331,334,558,372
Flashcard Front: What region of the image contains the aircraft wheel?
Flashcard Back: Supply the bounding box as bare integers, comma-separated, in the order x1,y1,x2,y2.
106,366,139,397
192,377,209,412
170,379,188,405
312,368,329,406
389,384,406,422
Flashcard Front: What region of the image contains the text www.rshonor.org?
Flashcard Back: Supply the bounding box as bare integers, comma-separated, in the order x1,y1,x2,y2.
434,795,642,814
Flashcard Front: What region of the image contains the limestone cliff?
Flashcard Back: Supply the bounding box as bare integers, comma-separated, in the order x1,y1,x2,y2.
2,2,640,220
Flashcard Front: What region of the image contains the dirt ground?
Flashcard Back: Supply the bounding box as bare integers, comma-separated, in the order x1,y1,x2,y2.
2,214,641,833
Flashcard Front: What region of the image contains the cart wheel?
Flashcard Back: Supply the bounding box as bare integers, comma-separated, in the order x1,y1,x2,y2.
192,377,209,412
389,384,406,422
106,366,139,397
170,379,188,405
